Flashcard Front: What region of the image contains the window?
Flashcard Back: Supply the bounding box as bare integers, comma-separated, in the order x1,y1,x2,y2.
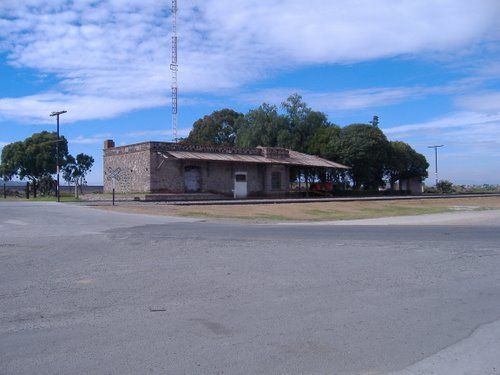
235,173,247,182
271,172,281,190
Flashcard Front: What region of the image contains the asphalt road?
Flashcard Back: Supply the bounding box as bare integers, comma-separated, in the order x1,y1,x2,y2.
1,202,500,375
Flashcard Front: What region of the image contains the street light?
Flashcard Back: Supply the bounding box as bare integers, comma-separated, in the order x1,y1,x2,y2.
428,145,444,187
50,110,67,202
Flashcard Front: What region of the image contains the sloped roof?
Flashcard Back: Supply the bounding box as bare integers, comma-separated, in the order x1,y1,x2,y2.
163,150,349,169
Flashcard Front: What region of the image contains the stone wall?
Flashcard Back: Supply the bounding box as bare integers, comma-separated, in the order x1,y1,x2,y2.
151,142,262,155
150,154,184,193
103,147,151,193
151,159,267,196
103,141,293,195
201,162,265,195
400,177,424,195
264,164,290,195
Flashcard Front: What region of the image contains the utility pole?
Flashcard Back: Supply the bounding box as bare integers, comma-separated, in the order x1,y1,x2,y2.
428,145,444,187
170,0,178,142
50,110,67,202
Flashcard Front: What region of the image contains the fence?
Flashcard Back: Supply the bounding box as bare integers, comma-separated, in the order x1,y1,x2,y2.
1,182,103,198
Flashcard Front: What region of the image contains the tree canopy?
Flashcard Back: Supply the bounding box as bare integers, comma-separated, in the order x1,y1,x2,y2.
338,124,390,191
1,131,69,183
1,131,94,196
185,109,243,146
385,141,429,189
62,153,95,197
183,94,429,191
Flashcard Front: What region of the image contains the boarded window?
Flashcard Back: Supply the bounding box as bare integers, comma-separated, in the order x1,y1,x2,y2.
271,172,281,190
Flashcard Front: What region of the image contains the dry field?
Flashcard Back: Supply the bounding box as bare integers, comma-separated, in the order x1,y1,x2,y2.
93,196,500,223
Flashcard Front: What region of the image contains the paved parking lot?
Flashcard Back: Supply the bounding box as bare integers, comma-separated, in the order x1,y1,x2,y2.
1,202,500,374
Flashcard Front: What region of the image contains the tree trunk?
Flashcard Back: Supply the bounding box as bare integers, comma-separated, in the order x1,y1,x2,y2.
74,182,79,198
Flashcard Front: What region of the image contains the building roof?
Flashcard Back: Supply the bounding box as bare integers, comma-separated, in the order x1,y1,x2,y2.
162,149,349,169
105,141,350,169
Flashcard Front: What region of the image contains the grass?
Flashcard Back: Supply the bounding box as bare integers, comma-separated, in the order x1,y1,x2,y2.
305,206,451,220
176,211,292,221
91,196,500,223
2,195,81,202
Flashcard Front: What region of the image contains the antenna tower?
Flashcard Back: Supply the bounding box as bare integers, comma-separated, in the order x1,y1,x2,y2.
170,0,178,142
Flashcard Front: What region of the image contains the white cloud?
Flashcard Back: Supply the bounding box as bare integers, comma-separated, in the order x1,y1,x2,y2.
384,111,500,136
126,128,190,138
0,0,499,122
241,87,422,112
383,111,500,184
238,80,483,113
0,92,167,123
384,111,500,167
456,91,500,113
70,134,112,145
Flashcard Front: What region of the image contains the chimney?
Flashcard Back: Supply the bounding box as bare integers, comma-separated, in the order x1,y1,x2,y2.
104,139,115,149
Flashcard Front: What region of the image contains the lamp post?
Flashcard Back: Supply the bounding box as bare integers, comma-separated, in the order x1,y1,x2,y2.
50,110,67,202
428,145,444,187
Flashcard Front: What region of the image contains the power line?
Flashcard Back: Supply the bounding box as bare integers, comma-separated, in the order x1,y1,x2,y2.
428,145,444,187
170,0,178,142
49,110,67,202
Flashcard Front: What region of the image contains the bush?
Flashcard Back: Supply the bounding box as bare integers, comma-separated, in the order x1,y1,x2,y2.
436,180,453,194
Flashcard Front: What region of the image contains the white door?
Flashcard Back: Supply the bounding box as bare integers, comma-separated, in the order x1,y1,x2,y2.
184,167,201,192
234,172,248,198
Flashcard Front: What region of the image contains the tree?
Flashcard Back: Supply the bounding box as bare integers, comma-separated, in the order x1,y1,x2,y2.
437,180,453,194
0,131,69,197
236,103,284,148
339,124,390,191
385,141,429,190
238,94,331,153
0,162,15,182
307,125,341,161
38,175,55,196
279,94,330,153
185,109,244,146
62,153,95,198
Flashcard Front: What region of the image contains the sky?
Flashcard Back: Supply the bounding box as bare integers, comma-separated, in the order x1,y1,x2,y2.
1,0,500,185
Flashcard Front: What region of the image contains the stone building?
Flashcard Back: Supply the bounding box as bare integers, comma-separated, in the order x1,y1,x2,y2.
103,140,349,198
398,177,424,195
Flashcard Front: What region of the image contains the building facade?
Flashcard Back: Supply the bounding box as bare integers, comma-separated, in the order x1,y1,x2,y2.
103,140,349,197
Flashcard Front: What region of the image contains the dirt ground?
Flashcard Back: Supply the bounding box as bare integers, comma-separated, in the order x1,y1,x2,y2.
92,196,500,222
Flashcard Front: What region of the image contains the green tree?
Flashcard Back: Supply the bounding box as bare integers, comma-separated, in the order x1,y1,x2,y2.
236,103,285,148
185,109,244,146
307,125,341,160
436,180,453,194
0,131,69,196
0,160,16,182
385,141,429,190
339,124,390,191
38,175,55,196
279,94,330,153
62,153,95,198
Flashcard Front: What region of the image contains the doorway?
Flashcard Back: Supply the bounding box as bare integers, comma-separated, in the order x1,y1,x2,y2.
184,166,201,192
234,172,248,198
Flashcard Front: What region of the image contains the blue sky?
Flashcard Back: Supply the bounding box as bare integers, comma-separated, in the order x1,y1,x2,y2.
1,0,500,185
